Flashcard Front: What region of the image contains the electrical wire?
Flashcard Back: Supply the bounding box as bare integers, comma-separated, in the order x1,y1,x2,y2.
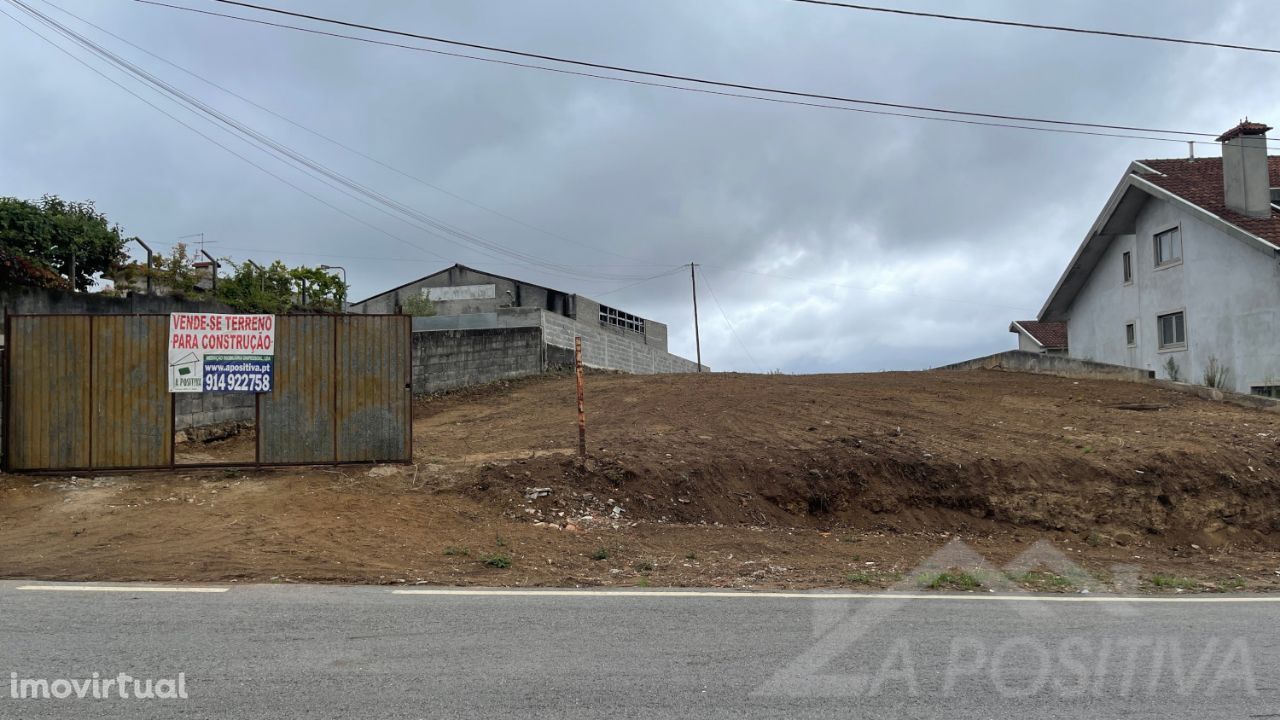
7,0,656,285
700,271,763,373
34,0,652,267
129,0,1226,144
787,0,1280,56
594,265,689,297
0,4,457,268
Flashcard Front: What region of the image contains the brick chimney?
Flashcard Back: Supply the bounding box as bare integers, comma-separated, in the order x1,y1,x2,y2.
1217,120,1273,218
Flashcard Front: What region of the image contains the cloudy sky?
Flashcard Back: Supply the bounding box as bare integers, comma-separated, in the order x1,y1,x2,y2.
2,0,1276,372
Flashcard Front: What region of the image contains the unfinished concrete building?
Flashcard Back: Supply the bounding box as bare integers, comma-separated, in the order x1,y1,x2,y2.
349,264,705,393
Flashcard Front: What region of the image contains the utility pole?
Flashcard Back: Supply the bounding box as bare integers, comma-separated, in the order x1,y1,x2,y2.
131,238,154,294
690,262,702,371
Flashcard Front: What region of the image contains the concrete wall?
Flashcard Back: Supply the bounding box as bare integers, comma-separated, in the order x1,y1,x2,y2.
541,311,704,374
1065,195,1280,393
1015,331,1043,353
175,393,256,431
939,350,1154,383
1,286,234,317
412,327,545,393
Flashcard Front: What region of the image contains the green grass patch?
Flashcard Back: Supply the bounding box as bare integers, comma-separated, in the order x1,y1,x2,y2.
442,546,470,557
1149,574,1196,590
591,547,610,561
633,560,655,573
919,570,982,591
482,553,512,569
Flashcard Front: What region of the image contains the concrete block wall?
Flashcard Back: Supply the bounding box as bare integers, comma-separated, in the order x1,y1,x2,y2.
175,392,257,431
541,312,705,374
412,327,545,393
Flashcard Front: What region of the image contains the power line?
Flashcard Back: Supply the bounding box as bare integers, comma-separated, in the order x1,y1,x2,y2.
787,0,1280,56
132,0,1229,144
10,0,653,285
594,265,688,296
700,272,763,373
0,4,457,268
36,0,651,267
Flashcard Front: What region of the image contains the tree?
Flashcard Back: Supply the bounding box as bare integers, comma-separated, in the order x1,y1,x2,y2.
0,195,130,290
287,266,346,312
215,260,295,314
144,243,203,299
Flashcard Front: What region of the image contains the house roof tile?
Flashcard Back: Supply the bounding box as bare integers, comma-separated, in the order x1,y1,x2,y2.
1135,156,1280,247
1012,321,1068,349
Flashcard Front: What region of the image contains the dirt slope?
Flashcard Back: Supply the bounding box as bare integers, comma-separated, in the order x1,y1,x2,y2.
1,369,1279,590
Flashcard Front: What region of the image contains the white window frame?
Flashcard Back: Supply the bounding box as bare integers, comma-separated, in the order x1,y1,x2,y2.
1153,225,1183,269
1156,309,1187,351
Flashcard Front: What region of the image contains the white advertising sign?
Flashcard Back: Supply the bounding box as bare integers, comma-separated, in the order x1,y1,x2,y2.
424,284,497,302
168,313,276,393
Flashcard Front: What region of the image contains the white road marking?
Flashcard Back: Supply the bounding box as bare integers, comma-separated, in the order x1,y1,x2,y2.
17,585,228,594
392,588,1280,603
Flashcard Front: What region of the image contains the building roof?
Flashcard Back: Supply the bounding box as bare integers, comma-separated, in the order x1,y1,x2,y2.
350,263,574,307
1136,156,1280,246
1009,320,1068,350
1037,155,1280,321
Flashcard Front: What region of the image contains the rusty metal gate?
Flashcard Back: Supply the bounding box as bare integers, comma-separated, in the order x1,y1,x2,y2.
257,315,412,464
3,313,410,471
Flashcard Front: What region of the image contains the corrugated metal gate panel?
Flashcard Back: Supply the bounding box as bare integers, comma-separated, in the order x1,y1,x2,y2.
335,315,411,463
91,316,172,469
7,316,91,470
258,316,336,464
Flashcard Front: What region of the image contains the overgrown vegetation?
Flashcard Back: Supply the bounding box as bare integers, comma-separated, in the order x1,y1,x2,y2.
400,294,437,316
0,195,130,290
1163,356,1182,382
1202,356,1232,389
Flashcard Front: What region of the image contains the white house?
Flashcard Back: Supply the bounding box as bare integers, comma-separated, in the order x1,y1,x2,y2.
1037,121,1280,396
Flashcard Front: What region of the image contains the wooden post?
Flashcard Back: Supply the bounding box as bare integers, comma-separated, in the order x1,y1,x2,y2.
575,336,586,459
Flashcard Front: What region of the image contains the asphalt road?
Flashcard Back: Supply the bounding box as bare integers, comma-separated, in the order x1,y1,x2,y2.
0,582,1277,719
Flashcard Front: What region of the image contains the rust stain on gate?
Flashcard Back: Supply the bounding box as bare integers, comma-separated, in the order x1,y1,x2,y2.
258,316,336,464
5,313,410,471
91,315,172,469
6,316,91,471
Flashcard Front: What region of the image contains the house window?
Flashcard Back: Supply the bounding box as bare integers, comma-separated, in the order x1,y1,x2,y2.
1125,323,1136,346
1122,251,1132,283
1252,386,1280,399
1154,227,1182,267
599,305,645,335
1157,311,1185,349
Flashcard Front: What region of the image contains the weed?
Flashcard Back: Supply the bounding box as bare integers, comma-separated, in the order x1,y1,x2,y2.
844,571,877,585
1215,577,1245,592
482,553,512,569
494,535,507,548
849,554,861,562
919,570,982,591
1084,532,1104,547
685,552,698,560
1163,357,1181,382
1203,356,1232,389
1149,574,1196,590
591,547,610,561
636,577,650,588
442,546,470,557
633,560,655,572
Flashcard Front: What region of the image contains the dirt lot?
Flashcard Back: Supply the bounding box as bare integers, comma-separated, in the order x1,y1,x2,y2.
3,369,1280,592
